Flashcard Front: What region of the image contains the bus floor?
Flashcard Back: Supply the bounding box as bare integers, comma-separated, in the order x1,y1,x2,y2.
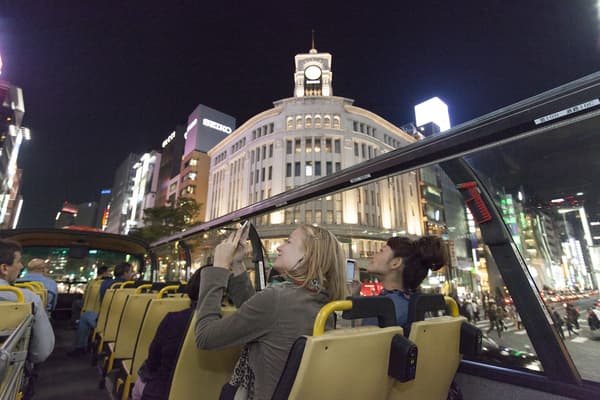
30,319,109,400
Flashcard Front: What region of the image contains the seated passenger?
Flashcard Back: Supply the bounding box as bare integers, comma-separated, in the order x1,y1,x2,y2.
358,236,447,328
132,268,202,400
18,258,58,311
195,224,347,400
69,262,136,355
0,239,55,363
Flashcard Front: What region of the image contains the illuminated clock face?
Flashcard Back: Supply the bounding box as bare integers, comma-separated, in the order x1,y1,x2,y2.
304,65,322,80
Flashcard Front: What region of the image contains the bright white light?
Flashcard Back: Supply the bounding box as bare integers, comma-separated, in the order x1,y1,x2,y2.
414,97,451,132
576,192,584,196
551,198,565,203
518,191,523,201
590,222,600,226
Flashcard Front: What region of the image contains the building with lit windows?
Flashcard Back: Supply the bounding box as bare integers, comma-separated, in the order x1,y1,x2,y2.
0,61,30,229
205,45,422,266
156,104,235,223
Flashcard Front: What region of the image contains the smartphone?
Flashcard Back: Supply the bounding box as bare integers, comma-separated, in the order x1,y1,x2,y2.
236,221,250,246
346,259,357,283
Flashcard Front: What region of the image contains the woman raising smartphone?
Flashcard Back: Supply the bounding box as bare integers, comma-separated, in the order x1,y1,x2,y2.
194,224,348,400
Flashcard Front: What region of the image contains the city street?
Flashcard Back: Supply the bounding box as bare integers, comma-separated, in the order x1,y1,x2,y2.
474,296,600,382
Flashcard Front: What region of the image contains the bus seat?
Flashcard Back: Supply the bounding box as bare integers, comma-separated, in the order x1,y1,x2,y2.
0,287,32,333
92,288,118,346
14,283,47,310
272,300,416,400
101,289,136,346
388,316,465,400
115,297,190,400
0,286,34,400
103,293,154,375
81,280,103,314
167,307,241,400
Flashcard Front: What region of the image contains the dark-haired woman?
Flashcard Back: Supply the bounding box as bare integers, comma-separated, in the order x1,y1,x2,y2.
132,268,203,400
360,236,447,329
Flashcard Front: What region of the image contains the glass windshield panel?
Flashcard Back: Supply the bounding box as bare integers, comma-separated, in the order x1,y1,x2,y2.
465,110,600,381
18,246,142,294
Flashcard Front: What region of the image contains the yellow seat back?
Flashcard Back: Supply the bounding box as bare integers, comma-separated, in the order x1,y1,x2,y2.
0,302,32,332
168,307,241,400
112,294,154,359
103,289,136,343
388,316,465,400
284,326,402,400
14,283,47,309
81,280,103,313
94,288,118,340
130,298,191,381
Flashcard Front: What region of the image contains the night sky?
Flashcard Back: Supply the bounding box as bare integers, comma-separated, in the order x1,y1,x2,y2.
0,1,599,228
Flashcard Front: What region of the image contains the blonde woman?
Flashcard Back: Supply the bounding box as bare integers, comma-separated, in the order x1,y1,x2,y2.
194,224,348,400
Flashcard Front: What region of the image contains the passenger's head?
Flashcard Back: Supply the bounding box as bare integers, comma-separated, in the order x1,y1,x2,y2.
274,225,347,300
114,262,135,280
97,265,110,277
186,268,202,302
0,239,23,284
28,258,49,274
367,236,446,291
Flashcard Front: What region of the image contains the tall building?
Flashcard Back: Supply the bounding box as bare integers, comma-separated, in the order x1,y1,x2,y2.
54,201,98,228
0,60,30,229
106,153,140,234
205,45,421,268
155,105,236,223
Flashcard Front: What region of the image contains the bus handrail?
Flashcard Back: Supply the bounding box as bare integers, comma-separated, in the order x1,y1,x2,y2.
0,286,24,303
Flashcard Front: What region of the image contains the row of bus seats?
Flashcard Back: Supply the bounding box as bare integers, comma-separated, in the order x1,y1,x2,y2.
0,286,36,400
81,275,481,400
15,281,48,311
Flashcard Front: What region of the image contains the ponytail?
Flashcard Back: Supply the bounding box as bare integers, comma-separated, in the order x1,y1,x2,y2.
387,236,447,291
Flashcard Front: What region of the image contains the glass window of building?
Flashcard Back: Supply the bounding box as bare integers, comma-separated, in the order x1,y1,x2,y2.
189,158,197,166
325,138,332,153
354,142,359,156
315,115,322,128
269,144,273,158
269,123,274,133
296,116,303,129
315,210,322,224
335,162,341,172
250,171,253,184
257,148,261,162
294,162,301,176
360,123,365,133
326,210,334,224
362,143,367,158
314,138,321,152
286,117,293,130
305,116,312,128
306,137,312,153
305,210,313,224
255,170,259,183
334,139,341,153
324,115,331,128
368,146,373,159
268,166,272,180
315,161,321,176
262,145,266,159
295,139,301,153
326,161,333,175
261,168,265,182
286,163,292,177
251,150,255,163
286,140,292,154
306,161,313,176
333,116,341,129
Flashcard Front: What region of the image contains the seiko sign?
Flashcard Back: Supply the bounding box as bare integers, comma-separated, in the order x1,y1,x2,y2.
202,118,232,134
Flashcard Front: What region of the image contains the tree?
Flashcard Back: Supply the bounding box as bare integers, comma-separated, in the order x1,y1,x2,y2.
129,197,201,243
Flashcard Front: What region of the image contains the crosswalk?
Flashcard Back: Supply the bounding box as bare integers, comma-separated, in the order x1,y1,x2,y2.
472,318,598,343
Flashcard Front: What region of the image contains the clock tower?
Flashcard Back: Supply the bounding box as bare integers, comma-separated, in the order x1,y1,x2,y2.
294,36,332,97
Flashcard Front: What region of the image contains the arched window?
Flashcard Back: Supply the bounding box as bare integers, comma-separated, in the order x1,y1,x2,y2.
333,116,341,129
314,115,322,128
286,117,293,130
296,116,303,129
305,115,312,128
324,115,331,128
